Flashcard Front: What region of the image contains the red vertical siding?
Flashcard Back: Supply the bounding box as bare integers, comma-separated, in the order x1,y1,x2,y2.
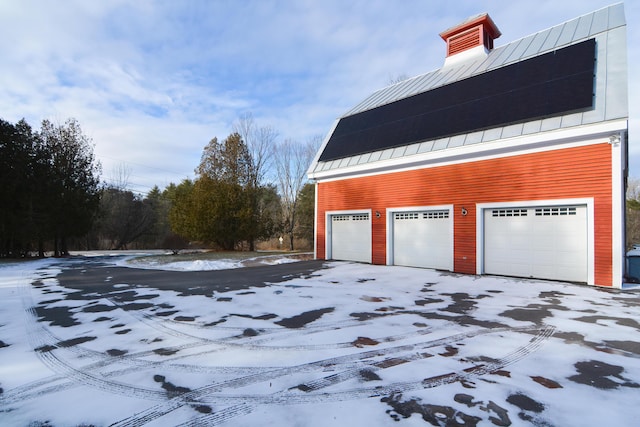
317,143,614,286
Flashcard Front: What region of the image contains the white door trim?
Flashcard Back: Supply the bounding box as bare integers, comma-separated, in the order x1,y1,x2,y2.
386,204,454,269
325,209,372,262
476,198,594,285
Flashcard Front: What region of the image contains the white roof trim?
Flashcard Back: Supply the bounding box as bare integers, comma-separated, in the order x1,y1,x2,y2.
308,120,628,182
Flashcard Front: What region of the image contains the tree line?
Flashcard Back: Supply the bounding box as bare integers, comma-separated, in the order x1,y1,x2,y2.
0,118,101,257
7,113,640,258
0,115,317,258
167,113,317,252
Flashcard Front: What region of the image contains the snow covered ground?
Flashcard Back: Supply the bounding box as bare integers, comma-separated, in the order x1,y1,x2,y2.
121,253,303,272
0,254,639,426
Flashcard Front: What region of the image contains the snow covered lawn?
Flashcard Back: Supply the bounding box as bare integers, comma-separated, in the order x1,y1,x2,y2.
0,255,639,426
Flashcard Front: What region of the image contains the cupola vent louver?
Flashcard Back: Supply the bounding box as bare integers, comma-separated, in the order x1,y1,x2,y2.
440,13,501,58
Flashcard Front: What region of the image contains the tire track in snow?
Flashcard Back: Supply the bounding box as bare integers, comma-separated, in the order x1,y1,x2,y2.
106,294,418,351
10,265,555,427
110,325,553,426
4,276,194,405
175,404,254,427
15,287,168,404
173,325,556,426
197,325,556,404
5,280,432,405
32,346,166,401
7,306,434,403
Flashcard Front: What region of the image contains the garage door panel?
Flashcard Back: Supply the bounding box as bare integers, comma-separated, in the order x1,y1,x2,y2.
498,261,530,277
393,209,452,270
557,265,585,281
484,205,587,283
535,265,555,279
532,251,557,264
331,213,371,263
486,252,529,274
531,235,558,251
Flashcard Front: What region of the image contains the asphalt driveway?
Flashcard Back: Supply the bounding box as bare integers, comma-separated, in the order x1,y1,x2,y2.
57,256,327,296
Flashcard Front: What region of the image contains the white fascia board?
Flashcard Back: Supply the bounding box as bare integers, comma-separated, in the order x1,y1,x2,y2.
309,119,628,183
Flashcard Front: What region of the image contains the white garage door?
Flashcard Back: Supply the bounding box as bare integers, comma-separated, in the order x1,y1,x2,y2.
330,213,371,263
393,209,453,270
484,205,588,283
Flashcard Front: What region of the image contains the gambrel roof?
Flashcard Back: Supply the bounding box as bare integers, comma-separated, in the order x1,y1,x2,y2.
308,3,627,179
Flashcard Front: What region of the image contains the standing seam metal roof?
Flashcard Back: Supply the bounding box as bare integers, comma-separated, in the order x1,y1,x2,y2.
345,4,623,116
310,3,627,176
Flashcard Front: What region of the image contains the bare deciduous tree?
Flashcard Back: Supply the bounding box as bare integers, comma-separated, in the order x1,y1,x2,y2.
627,178,640,249
98,187,156,250
627,178,640,201
233,113,279,250
275,136,320,250
109,162,132,191
387,73,409,85
233,112,278,186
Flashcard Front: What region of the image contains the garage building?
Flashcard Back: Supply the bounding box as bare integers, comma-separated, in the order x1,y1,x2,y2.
307,4,629,288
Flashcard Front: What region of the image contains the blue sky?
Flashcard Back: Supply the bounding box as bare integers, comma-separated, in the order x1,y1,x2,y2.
1,0,638,195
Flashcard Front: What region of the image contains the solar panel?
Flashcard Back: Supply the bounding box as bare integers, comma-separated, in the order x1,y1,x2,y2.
319,38,596,162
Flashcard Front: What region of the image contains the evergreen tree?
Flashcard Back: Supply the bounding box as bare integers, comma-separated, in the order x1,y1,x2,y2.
296,182,315,247
167,179,196,242
197,133,252,186
142,185,172,248
189,133,260,249
0,119,40,256
39,119,101,256
0,117,100,257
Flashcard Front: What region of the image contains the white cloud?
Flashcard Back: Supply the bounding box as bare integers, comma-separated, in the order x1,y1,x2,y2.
1,0,637,192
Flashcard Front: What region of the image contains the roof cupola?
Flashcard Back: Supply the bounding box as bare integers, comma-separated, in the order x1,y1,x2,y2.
439,13,501,60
